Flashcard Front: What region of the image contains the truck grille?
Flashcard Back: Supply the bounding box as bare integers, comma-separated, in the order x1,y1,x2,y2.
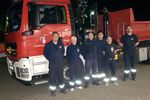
20,74,29,78
16,67,20,77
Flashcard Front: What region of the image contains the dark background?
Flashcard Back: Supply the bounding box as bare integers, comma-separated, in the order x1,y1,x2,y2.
1,0,150,19
0,0,150,36
91,0,150,20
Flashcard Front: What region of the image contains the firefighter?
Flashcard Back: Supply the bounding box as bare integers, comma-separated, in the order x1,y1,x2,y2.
67,36,84,91
119,25,139,81
82,32,98,87
103,36,119,86
95,31,106,83
43,32,66,96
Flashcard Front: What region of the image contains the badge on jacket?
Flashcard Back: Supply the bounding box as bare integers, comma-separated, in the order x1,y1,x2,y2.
131,38,134,40
59,46,62,49
77,49,80,52
111,47,114,52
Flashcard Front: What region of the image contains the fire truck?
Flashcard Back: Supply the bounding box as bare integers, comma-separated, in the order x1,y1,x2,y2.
0,25,5,57
74,1,150,62
0,31,5,55
0,43,5,54
5,0,74,85
5,0,150,85
97,8,150,62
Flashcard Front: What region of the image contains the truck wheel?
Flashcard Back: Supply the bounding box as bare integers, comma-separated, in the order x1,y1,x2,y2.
63,64,70,82
23,81,33,86
23,77,35,86
63,58,70,82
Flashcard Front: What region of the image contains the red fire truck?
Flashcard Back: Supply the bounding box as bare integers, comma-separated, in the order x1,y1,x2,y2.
5,0,73,85
0,43,5,54
5,0,150,85
0,31,5,56
97,8,150,62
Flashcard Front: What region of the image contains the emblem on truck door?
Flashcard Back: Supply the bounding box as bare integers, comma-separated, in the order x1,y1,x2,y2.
40,36,46,44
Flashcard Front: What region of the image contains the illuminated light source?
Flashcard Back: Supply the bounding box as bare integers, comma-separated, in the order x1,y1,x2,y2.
90,11,95,15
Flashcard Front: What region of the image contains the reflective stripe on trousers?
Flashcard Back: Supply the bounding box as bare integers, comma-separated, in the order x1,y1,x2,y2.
59,84,65,89
49,86,56,91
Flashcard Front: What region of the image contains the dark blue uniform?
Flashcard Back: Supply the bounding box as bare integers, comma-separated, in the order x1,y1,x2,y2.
103,43,118,82
44,39,65,91
67,44,84,87
95,39,106,79
82,39,98,83
120,34,138,80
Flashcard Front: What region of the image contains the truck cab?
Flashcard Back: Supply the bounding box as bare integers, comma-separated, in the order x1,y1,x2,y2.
5,0,73,84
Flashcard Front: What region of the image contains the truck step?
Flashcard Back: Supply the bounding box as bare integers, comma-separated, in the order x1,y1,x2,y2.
34,80,48,85
33,75,49,85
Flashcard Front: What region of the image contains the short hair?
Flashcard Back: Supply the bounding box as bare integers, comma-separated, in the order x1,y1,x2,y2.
71,36,77,40
52,32,59,36
97,30,103,35
126,25,133,29
87,32,94,35
106,35,112,39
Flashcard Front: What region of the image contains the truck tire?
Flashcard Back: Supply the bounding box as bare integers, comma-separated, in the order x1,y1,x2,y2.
23,81,33,86
63,58,70,82
23,77,35,86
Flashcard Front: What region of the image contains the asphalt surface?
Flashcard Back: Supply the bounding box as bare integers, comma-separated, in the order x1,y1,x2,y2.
0,57,150,100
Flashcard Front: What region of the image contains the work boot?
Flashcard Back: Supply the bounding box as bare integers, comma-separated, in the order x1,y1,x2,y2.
69,85,75,91
104,81,109,86
92,79,99,86
78,86,83,89
50,91,56,96
123,74,129,81
70,88,75,91
76,83,84,89
60,88,67,94
112,81,119,86
98,78,103,84
131,73,136,81
84,81,89,88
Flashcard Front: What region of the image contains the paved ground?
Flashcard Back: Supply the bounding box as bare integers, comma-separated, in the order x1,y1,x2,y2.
0,58,150,100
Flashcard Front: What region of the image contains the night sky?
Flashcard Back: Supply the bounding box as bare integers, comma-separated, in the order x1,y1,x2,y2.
99,0,150,20
0,0,150,20
0,0,12,16
0,0,150,42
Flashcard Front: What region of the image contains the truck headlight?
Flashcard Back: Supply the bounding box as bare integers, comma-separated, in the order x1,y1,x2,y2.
19,68,29,73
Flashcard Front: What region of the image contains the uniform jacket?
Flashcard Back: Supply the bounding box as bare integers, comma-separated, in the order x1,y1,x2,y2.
67,44,81,63
103,43,117,59
95,39,106,58
43,39,64,62
120,34,138,53
81,39,97,60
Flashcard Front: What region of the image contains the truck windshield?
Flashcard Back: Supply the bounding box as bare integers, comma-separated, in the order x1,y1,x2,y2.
6,2,23,32
28,4,67,29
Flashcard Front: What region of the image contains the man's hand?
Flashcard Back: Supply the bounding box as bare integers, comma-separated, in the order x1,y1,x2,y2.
119,43,123,48
135,42,139,47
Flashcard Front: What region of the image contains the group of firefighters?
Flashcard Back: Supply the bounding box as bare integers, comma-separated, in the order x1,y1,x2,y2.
43,25,139,96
